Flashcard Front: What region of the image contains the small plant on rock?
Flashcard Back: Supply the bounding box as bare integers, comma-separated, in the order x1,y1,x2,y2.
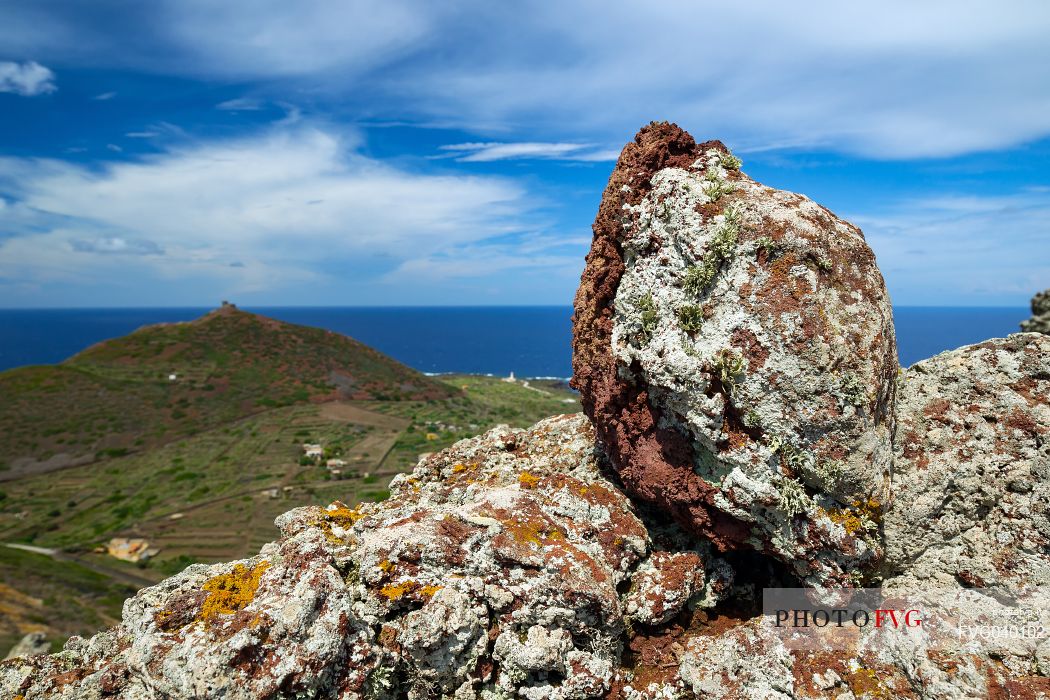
712,349,746,393
776,475,811,518
683,260,718,296
756,236,778,258
677,305,705,334
637,294,659,343
682,207,740,297
838,373,867,406
720,150,743,170
743,409,762,429
702,167,735,201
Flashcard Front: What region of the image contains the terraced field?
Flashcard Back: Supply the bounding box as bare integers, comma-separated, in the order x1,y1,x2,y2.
0,375,578,650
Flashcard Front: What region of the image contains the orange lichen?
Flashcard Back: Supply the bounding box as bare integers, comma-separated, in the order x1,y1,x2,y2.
821,498,882,535
379,581,416,601
378,559,395,573
452,463,468,474
504,517,565,547
197,561,270,622
324,504,366,527
518,471,540,489
418,584,444,599
377,580,443,601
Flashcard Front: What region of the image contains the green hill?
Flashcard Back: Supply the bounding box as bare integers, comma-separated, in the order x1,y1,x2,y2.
0,310,579,652
0,305,456,477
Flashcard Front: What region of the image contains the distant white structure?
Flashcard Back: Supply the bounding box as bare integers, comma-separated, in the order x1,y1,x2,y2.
168,373,178,382
326,458,346,468
302,444,323,458
503,371,516,383
107,537,159,563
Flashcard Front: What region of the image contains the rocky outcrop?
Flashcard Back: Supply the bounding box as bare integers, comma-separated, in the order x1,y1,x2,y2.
884,333,1050,592
5,123,1049,699
1,416,733,700
1021,289,1050,334
3,632,49,661
572,122,896,586
7,408,1047,699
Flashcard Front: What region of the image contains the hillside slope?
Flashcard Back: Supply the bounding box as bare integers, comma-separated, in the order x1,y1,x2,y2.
0,306,456,475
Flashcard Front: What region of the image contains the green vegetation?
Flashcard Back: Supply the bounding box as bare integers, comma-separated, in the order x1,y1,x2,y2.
637,294,659,343
702,167,735,201
683,206,740,296
712,349,746,394
0,307,455,469
756,236,778,258
0,308,581,651
676,305,705,334
0,546,136,654
720,150,742,171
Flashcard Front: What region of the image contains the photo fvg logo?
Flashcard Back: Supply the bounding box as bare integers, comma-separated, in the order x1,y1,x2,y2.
774,607,923,629
762,587,1050,653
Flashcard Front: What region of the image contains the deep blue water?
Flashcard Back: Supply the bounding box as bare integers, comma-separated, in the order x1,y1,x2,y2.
0,306,1031,377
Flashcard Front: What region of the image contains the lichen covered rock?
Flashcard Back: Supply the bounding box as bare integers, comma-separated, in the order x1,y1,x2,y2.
885,333,1050,592
0,415,710,700
1021,288,1050,334
572,122,897,585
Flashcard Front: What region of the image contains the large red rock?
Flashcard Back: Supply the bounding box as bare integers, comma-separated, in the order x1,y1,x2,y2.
571,122,898,585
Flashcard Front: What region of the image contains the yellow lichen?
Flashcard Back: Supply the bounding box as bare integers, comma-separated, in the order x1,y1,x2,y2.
821,498,882,535
379,581,416,600
197,561,270,622
377,579,443,602
324,504,366,527
847,666,891,699
378,559,395,573
505,517,565,547
418,584,443,599
518,471,540,489
451,463,467,473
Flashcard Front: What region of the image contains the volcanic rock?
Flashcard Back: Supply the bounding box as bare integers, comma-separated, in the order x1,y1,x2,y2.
884,333,1050,592
1021,288,1050,334
571,122,897,586
0,415,715,700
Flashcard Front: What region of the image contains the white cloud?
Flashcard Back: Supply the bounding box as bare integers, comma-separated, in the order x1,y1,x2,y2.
70,236,163,255
0,60,56,96
438,142,617,162
125,131,158,138
93,91,116,100
216,97,265,111
4,2,1050,157
854,191,1050,304
4,3,1050,157
0,126,544,301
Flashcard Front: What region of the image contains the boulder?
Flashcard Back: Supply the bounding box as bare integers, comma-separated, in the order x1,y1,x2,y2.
3,632,49,661
572,122,897,585
1021,288,1050,334
885,333,1050,592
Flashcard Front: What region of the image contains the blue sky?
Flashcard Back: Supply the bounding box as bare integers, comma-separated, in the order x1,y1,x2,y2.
0,1,1047,308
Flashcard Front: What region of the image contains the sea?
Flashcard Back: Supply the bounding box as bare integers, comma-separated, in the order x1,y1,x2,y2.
0,306,1031,378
